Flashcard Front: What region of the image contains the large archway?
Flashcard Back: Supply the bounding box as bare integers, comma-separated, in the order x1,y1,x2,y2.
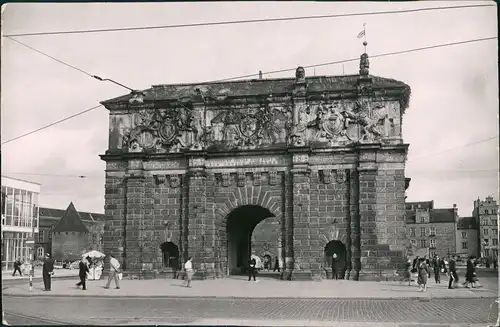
225,205,279,275
324,240,347,279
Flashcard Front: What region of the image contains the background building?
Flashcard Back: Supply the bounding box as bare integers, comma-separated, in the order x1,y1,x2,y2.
1,176,40,271
473,196,498,260
455,217,479,258
406,201,457,258
36,202,105,261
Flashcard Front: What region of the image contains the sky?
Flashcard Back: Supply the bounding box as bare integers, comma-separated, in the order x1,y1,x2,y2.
1,1,498,216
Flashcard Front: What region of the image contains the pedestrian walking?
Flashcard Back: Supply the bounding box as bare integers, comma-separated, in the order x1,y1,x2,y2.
76,257,89,290
463,256,482,288
494,258,498,270
248,256,257,282
448,255,458,289
184,257,194,288
432,255,441,283
417,257,430,292
273,257,280,272
42,253,55,291
104,254,121,290
12,258,23,276
403,260,411,286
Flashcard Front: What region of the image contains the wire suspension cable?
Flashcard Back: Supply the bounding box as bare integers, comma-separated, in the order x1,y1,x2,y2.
212,37,498,82
5,36,135,91
1,104,103,145
3,4,494,38
4,134,498,179
2,37,497,145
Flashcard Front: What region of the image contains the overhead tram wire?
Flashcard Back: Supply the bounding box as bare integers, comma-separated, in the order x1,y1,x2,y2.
210,37,498,83
2,4,494,38
5,135,499,179
2,36,497,145
1,104,103,145
5,36,135,91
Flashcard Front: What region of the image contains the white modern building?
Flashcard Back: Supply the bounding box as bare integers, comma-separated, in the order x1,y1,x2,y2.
1,176,40,271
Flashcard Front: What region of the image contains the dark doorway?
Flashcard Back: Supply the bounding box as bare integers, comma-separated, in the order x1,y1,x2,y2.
324,240,347,279
160,242,180,270
225,205,277,275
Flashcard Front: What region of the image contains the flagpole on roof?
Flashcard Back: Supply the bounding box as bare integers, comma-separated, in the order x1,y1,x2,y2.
363,23,367,53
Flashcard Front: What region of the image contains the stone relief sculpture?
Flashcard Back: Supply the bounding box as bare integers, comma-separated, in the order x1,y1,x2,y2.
209,105,289,149
122,107,192,153
121,92,399,153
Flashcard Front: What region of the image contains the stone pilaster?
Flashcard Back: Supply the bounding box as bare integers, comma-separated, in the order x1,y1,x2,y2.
281,170,293,281
356,145,379,281
290,152,313,281
124,158,147,277
186,154,210,279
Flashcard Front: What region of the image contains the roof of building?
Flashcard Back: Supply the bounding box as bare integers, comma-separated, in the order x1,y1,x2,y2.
40,206,105,222
457,217,477,230
101,73,411,112
430,208,455,223
50,202,90,233
405,201,434,210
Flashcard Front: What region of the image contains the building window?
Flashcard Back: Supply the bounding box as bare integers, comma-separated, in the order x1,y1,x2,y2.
420,227,426,237
493,229,498,236
484,239,489,245
462,242,468,249
410,228,415,237
484,229,489,236
92,233,97,244
429,227,436,236
37,246,44,258
420,217,425,223
493,239,498,246
484,209,489,215
410,239,416,246
461,232,467,239
430,239,436,248
492,218,498,226
38,230,44,242
420,239,427,248
485,249,490,257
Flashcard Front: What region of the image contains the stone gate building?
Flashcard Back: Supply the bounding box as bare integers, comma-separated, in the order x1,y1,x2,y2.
100,53,411,281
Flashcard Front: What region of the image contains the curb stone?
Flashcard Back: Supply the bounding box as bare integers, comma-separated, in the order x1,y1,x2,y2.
3,292,498,301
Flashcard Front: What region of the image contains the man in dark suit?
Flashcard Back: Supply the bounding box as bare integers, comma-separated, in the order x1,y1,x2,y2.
76,258,89,290
42,253,55,291
448,255,458,289
248,256,257,282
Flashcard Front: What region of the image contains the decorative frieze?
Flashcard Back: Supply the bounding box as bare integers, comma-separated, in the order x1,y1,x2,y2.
253,172,261,186
237,172,246,187
221,173,231,187
321,170,333,184
154,174,166,185
206,156,289,168
269,171,278,186
169,174,181,188
336,169,347,184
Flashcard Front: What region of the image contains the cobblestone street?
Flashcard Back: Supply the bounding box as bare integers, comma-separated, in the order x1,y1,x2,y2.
3,295,498,326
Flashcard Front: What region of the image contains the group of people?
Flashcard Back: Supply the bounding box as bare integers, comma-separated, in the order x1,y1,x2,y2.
408,254,482,292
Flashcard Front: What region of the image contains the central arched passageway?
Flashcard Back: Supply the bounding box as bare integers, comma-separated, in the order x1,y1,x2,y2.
225,205,280,276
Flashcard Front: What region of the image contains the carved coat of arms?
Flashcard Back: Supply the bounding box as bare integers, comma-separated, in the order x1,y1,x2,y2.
239,115,259,138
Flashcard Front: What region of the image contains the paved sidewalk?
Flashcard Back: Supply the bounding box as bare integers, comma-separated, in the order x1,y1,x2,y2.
123,319,489,327
2,267,79,280
3,275,497,299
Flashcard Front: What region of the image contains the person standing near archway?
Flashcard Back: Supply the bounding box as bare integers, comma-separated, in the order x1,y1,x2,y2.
248,256,257,282
184,257,194,288
332,253,338,280
273,256,280,272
